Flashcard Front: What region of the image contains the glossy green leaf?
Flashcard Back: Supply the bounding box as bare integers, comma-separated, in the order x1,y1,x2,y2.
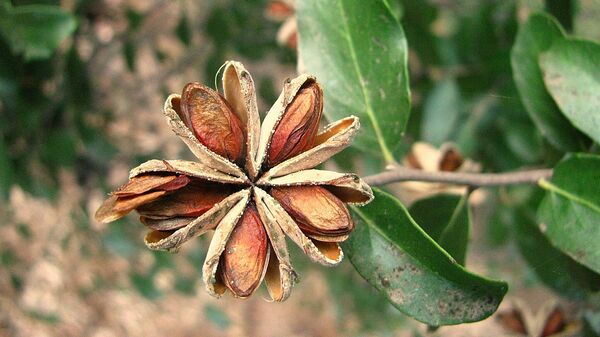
511,13,581,151
297,0,410,163
515,211,600,299
0,2,77,60
540,39,600,144
538,154,600,274
409,193,470,265
344,189,507,325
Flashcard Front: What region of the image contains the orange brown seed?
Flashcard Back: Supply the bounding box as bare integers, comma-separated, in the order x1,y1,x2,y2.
541,308,565,337
267,81,322,167
271,185,353,237
221,205,269,298
439,148,464,172
112,190,167,213
113,175,177,196
181,82,246,164
136,184,233,219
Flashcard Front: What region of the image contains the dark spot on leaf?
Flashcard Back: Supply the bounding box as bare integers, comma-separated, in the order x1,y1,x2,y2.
379,275,390,288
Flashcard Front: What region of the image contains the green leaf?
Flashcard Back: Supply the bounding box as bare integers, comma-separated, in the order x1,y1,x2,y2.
297,0,410,163
511,13,581,151
515,211,600,299
409,194,470,265
0,2,77,60
538,154,600,274
585,310,600,336
421,78,462,147
344,189,507,325
540,38,600,144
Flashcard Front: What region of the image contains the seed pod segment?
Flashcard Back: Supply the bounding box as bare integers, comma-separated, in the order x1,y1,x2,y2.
180,82,246,164
112,174,189,196
220,205,270,298
271,185,353,239
267,81,323,167
137,184,234,219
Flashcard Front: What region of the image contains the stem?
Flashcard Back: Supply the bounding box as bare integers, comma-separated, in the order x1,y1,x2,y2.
363,166,553,187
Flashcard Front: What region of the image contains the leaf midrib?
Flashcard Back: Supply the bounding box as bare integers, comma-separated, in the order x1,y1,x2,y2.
540,179,600,213
337,1,394,164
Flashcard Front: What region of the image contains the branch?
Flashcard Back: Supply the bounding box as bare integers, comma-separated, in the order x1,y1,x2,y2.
362,166,553,187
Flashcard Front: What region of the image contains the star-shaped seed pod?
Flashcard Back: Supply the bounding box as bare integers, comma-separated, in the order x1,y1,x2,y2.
95,61,373,301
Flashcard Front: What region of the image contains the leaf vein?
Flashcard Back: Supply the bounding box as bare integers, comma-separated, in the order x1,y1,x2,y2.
337,0,394,163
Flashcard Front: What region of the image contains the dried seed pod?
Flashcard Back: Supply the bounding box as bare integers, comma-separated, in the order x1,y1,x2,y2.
95,195,128,223
260,169,373,205
147,189,250,252
180,82,246,164
140,216,194,231
129,159,247,185
95,174,193,223
271,185,352,239
112,191,167,213
222,61,261,180
113,174,188,196
96,61,375,302
137,184,234,219
262,116,360,179
164,96,246,178
541,308,566,337
254,187,343,266
203,190,251,296
220,205,270,298
95,190,167,223
252,187,297,301
267,81,322,167
439,147,464,172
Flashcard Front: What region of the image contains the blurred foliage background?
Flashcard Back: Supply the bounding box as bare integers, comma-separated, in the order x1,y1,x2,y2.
1,0,600,336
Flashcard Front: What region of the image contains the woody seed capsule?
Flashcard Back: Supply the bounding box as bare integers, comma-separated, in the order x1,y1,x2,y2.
94,61,374,302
